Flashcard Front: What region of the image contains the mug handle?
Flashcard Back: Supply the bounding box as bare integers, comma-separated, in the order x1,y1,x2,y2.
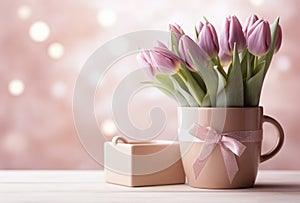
260,115,285,162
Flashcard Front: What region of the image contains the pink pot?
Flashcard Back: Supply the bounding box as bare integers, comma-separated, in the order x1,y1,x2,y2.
178,107,284,189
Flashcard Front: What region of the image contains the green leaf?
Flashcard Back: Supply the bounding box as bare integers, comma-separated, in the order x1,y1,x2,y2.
246,52,255,80
143,81,175,99
194,26,199,41
223,43,244,107
178,67,206,106
215,66,227,107
240,49,255,81
170,77,199,107
244,61,266,106
202,93,211,107
216,66,226,95
155,74,191,106
144,81,189,106
172,74,189,92
191,71,206,92
155,74,174,90
240,53,247,80
170,32,179,55
188,52,218,106
213,57,227,79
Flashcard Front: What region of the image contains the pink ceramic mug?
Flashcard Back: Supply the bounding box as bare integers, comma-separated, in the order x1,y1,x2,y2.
178,107,284,189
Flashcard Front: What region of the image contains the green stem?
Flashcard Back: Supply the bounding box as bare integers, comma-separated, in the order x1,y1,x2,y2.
213,57,227,79
254,55,258,73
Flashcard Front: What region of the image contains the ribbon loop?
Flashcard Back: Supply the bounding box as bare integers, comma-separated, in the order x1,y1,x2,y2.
221,136,246,156
189,123,262,183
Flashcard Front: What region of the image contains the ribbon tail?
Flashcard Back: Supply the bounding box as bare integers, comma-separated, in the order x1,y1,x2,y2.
221,146,239,184
193,157,208,179
193,142,218,179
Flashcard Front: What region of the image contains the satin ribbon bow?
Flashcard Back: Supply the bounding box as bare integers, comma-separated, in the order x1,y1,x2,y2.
189,123,262,183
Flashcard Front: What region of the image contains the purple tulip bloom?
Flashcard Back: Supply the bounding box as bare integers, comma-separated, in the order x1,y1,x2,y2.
197,22,219,58
137,51,155,75
169,23,184,43
178,35,209,71
137,47,181,76
196,21,204,36
219,15,246,56
247,19,271,56
243,14,259,37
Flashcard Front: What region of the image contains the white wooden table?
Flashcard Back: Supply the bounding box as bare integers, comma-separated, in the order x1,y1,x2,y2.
0,170,299,203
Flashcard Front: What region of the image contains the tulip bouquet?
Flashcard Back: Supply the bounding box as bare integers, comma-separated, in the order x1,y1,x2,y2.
137,15,282,107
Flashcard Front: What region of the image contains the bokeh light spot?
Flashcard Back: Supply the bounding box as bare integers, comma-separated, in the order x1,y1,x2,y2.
249,0,264,6
2,132,28,154
29,21,50,42
8,79,25,96
48,43,65,59
17,5,31,20
51,81,66,98
101,119,117,136
97,9,117,27
275,55,291,72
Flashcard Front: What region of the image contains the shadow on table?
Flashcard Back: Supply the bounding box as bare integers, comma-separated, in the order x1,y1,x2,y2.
249,183,300,192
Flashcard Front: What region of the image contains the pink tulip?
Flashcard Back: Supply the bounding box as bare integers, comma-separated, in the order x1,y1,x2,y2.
137,51,155,75
137,47,181,75
275,24,282,53
178,35,209,71
196,21,204,36
219,15,246,56
197,21,219,58
243,14,259,37
169,24,184,43
247,19,271,56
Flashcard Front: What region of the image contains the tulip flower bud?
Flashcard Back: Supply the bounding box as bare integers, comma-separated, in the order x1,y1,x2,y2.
169,24,184,43
178,35,209,72
247,19,271,56
137,48,181,76
243,14,259,37
195,21,204,37
275,24,282,53
198,22,219,58
137,51,155,76
219,15,246,55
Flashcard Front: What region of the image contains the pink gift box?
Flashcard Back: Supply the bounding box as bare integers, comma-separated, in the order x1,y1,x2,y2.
104,136,185,187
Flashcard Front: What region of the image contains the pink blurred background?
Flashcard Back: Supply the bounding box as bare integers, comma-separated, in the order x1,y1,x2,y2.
1,0,299,169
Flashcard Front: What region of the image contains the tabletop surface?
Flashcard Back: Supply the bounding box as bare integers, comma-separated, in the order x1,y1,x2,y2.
0,170,300,203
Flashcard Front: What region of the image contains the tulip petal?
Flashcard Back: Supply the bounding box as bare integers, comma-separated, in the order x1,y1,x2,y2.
219,17,231,55
178,35,209,71
137,52,155,76
198,23,219,58
196,21,204,37
157,41,169,50
229,16,246,52
219,50,232,67
243,14,259,37
275,24,282,52
247,19,271,56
